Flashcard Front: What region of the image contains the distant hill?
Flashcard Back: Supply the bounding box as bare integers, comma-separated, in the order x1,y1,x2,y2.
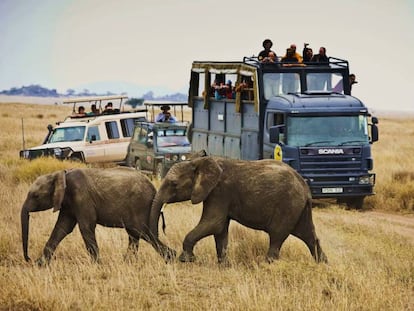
0,84,188,102
0,85,59,97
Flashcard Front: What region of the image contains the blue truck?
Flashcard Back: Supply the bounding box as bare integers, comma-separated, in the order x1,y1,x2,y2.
188,56,379,209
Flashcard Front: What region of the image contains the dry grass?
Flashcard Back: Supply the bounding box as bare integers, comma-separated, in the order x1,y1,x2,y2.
0,103,413,310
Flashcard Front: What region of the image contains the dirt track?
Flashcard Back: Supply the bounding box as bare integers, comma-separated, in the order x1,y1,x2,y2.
364,211,414,244
332,210,414,244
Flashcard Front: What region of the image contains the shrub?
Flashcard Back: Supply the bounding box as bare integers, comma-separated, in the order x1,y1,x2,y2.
13,158,86,183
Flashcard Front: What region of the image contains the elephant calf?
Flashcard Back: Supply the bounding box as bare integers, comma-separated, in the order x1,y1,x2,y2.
21,167,175,265
150,156,327,264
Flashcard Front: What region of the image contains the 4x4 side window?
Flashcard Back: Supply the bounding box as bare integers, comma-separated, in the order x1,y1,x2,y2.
121,117,146,137
86,126,101,141
105,121,120,139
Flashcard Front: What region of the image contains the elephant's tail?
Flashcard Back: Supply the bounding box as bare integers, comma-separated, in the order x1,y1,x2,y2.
160,211,166,234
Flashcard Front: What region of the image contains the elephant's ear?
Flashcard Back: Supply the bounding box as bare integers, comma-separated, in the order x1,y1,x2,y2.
191,157,222,204
52,171,67,212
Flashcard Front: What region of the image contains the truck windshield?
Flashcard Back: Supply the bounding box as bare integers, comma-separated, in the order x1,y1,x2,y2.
263,73,300,99
287,115,369,147
48,126,86,143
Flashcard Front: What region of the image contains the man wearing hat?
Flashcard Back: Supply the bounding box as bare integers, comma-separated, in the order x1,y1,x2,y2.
155,105,177,123
258,39,277,62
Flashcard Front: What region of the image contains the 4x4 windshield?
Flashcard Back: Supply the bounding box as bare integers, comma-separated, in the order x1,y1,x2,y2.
48,126,86,143
156,129,190,147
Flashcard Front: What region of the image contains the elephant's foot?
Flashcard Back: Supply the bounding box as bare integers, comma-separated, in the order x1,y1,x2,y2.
179,251,196,262
163,248,177,263
316,251,328,264
35,256,50,267
217,257,230,267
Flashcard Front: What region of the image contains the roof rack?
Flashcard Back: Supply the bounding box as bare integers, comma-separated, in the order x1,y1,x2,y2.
144,101,188,123
62,95,129,113
243,56,349,69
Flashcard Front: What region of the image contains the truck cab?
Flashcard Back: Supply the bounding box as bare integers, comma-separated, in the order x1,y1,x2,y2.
188,56,379,209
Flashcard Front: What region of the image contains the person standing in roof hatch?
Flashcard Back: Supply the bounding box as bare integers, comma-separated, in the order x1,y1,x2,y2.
155,105,177,123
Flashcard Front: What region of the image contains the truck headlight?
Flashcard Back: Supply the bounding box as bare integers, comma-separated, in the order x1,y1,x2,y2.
54,148,62,157
23,150,30,158
180,155,187,161
172,155,178,161
359,176,371,185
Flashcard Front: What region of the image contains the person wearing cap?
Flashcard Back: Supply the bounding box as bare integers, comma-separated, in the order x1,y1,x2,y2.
155,105,177,123
258,39,277,62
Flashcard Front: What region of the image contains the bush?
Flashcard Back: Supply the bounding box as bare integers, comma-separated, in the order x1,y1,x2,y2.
13,157,85,183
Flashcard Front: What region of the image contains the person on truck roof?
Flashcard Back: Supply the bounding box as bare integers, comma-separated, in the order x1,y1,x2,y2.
283,44,303,63
258,39,277,62
310,47,329,64
261,51,277,63
302,43,313,63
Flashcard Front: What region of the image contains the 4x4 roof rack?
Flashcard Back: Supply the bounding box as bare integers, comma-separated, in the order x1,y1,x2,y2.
62,95,129,113
144,101,188,122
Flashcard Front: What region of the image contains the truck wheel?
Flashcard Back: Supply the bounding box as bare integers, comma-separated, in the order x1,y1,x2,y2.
345,197,365,210
135,159,142,171
155,162,166,181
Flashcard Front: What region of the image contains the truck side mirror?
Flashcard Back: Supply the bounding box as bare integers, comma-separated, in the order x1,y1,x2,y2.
269,125,284,143
89,135,97,143
371,124,379,143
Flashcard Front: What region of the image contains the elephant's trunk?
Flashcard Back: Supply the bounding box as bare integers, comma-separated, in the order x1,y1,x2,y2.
148,195,177,262
149,196,165,239
21,204,31,262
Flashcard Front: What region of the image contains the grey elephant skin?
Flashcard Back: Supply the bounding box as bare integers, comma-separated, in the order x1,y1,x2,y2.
150,156,327,263
21,167,175,265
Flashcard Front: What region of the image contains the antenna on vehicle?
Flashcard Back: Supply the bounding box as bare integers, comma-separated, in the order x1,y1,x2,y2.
21,118,26,150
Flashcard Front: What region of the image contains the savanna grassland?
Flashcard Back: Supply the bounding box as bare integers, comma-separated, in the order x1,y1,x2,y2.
0,102,413,310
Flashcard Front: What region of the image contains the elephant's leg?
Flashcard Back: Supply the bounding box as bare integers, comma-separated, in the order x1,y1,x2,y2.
267,231,290,263
37,213,77,266
214,218,230,263
292,225,327,263
78,222,99,262
179,213,228,263
126,228,141,255
291,205,328,263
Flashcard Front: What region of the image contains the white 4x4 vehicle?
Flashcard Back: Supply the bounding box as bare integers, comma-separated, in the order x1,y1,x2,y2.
20,95,147,164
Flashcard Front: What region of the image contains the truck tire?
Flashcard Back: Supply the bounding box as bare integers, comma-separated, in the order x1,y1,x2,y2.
155,162,166,181
345,197,365,210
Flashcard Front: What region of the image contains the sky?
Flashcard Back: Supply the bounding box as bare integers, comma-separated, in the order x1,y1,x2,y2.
1,0,413,112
